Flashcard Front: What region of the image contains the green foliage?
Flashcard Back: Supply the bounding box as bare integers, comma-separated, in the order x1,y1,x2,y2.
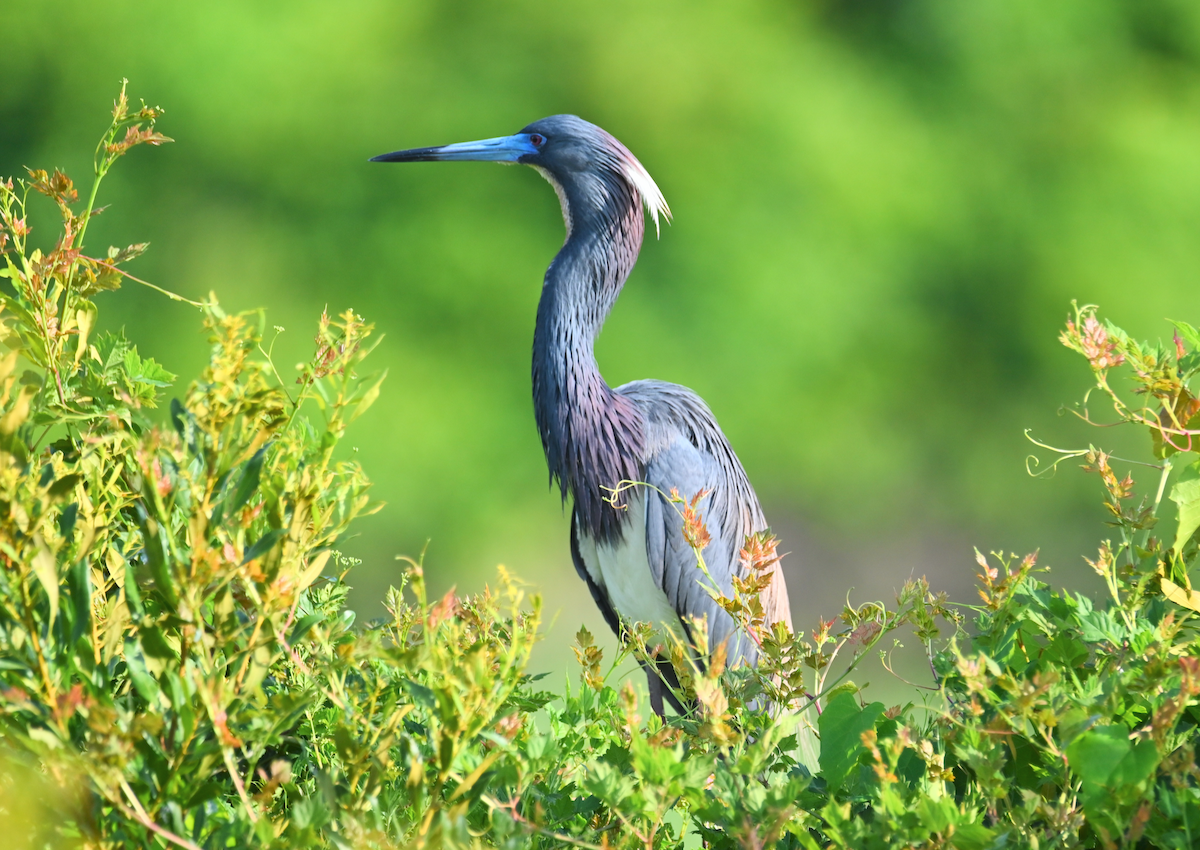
4,91,1200,850
12,1,1200,588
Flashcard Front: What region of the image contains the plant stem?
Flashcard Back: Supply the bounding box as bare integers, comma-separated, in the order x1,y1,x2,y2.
118,779,204,850
84,256,210,307
73,164,105,259
1153,458,1174,518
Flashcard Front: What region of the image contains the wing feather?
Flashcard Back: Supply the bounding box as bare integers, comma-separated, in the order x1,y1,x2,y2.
617,379,793,668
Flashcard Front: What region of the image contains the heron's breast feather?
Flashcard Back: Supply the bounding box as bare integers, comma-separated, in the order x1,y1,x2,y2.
573,490,684,644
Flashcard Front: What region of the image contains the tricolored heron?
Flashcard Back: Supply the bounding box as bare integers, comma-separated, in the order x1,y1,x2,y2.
372,115,793,714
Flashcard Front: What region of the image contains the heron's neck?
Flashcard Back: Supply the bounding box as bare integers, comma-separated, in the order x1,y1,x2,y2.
532,181,647,542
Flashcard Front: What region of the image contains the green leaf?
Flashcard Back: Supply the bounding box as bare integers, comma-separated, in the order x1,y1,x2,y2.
404,678,437,709
242,528,285,564
169,397,199,455
916,796,954,833
817,692,886,794
95,331,131,376
138,509,177,608
141,626,177,660
230,445,268,513
66,557,91,645
1066,723,1157,812
289,612,325,643
1069,725,1128,776
47,473,81,499
348,369,387,423
1171,320,1200,351
184,780,225,809
106,242,148,264
254,814,276,844
123,639,161,705
1170,465,1200,553
1110,739,1158,788
123,346,175,388
1078,607,1124,645
58,502,78,540
123,559,144,621
949,821,998,850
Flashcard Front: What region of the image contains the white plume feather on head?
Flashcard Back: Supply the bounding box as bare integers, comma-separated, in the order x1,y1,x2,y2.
621,156,672,239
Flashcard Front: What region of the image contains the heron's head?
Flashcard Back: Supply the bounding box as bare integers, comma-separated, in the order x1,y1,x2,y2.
370,114,670,236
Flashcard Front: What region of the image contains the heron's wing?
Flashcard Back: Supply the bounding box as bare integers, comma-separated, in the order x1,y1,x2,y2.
642,436,757,665
619,380,792,667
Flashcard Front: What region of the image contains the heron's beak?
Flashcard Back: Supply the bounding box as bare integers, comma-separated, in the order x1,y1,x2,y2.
370,134,539,163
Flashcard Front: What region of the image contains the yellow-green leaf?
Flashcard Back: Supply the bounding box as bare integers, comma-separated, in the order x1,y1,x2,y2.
30,544,59,627
0,348,18,385
1161,576,1200,612
295,549,332,594
74,301,98,367
0,383,37,436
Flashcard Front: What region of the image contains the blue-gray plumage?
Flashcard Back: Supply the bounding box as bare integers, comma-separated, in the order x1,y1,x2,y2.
372,115,793,714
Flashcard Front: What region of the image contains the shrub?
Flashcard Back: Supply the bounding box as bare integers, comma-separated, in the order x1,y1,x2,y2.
2,87,1199,850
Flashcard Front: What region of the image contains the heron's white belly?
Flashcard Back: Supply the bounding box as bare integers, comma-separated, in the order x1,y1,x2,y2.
576,492,684,644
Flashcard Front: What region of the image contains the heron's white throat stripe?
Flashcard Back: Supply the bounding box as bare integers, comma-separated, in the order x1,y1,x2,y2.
533,165,573,242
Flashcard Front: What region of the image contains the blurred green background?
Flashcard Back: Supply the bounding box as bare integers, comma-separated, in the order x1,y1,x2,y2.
4,0,1199,683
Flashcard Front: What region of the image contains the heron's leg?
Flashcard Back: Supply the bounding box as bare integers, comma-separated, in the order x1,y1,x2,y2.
646,666,666,717
645,656,692,717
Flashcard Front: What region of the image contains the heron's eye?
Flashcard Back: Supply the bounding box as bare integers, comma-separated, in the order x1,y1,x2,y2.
530,133,546,147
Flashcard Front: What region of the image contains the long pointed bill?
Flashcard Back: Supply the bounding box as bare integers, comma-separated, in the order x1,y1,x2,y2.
369,134,539,163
